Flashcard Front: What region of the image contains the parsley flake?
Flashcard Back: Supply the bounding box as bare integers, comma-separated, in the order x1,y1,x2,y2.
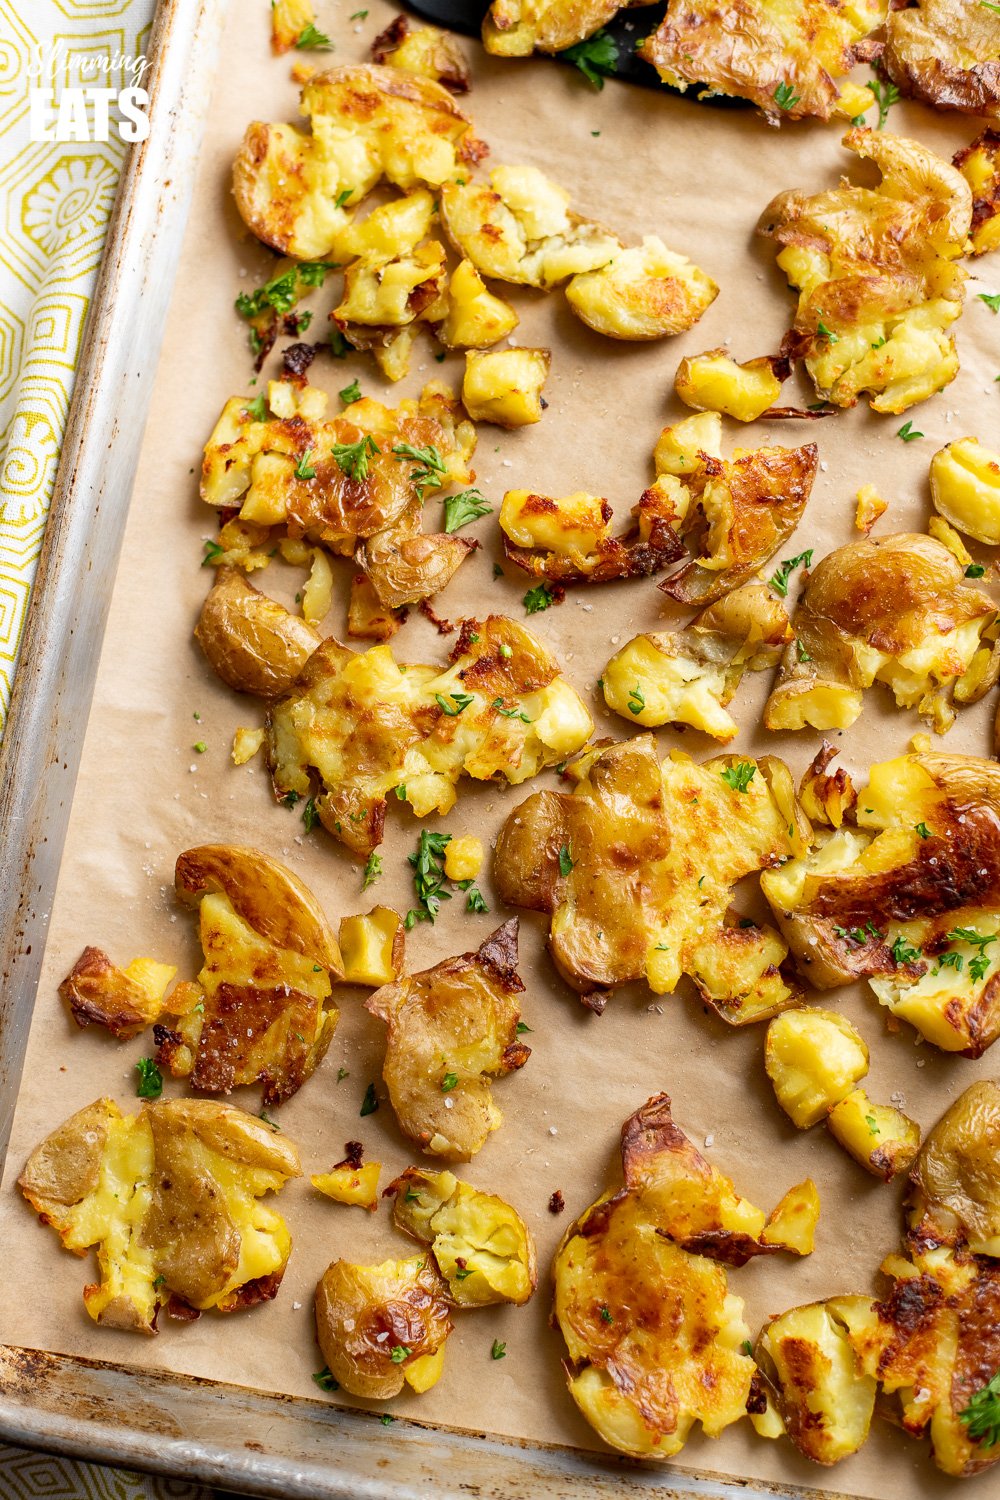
313,1367,338,1391
295,448,317,480
960,1368,1000,1448
915,822,931,839
443,489,492,533
135,1058,162,1099
627,683,645,716
770,550,814,597
360,1082,379,1117
967,563,987,579
296,22,333,48
773,81,800,111
891,934,922,966
408,829,453,923
979,293,1000,314
466,886,489,913
558,843,575,876
392,442,447,499
339,379,362,405
389,1346,410,1364
490,1339,507,1360
559,31,617,88
362,851,382,890
523,582,556,614
302,797,319,833
441,1072,459,1093
720,762,756,793
897,421,923,442
435,691,475,716
332,434,380,482
867,77,900,129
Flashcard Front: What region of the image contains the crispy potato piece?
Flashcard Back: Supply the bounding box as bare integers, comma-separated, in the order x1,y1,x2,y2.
60,949,177,1040
652,417,817,607
271,0,316,53
602,584,791,741
554,1095,758,1459
440,166,621,289
371,16,471,93
764,534,997,734
883,0,1000,117
495,734,805,1018
435,259,519,350
196,568,321,697
765,1008,870,1129
19,1098,301,1333
443,836,483,882
931,437,1000,546
268,616,592,856
826,1088,921,1182
674,349,785,422
462,347,550,427
152,846,342,1106
641,0,886,122
762,751,1000,1056
798,742,857,829
334,189,436,262
358,501,477,609
759,129,972,412
338,907,404,987
565,238,718,341
315,1254,453,1398
233,66,481,259
753,1297,878,1464
907,1079,1000,1255
334,239,448,341
347,572,404,641
387,1166,536,1304
366,921,528,1161
855,482,888,535
500,487,684,585
312,1144,381,1210
483,0,626,54
955,130,1000,255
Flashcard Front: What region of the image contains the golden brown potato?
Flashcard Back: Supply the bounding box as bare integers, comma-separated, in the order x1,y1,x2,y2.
826,1088,921,1182
758,129,972,412
312,1143,381,1210
640,0,886,121
954,130,1000,255
674,349,785,422
883,0,1000,117
233,66,482,260
499,487,684,585
564,238,718,342
602,584,791,741
315,1254,453,1398
347,572,404,641
494,734,805,1019
366,921,529,1161
907,1079,1000,1255
554,1095,758,1459
798,741,857,829
358,501,477,609
765,1008,870,1129
387,1166,536,1304
764,534,997,735
267,615,592,856
855,482,888,535
371,15,471,93
195,568,321,697
931,438,1000,546
435,259,519,350
462,347,550,427
59,949,176,1040
762,751,1000,1057
271,0,317,53
334,239,448,345
338,907,404,987
482,0,626,54
19,1097,301,1333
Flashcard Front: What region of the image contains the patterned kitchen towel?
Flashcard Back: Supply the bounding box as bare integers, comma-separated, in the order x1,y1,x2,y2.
0,1443,212,1499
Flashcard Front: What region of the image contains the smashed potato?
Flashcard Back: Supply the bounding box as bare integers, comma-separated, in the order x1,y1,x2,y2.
196,568,321,697
370,16,471,93
233,66,481,259
564,237,718,342
955,130,1000,255
554,1096,761,1459
435,258,519,349
366,921,529,1160
764,533,997,735
758,129,972,412
495,734,805,1020
826,1089,921,1182
60,950,176,1041
930,437,1000,546
315,1254,453,1398
499,487,684,585
338,907,404,987
483,0,624,54
765,1007,869,1129
19,1097,301,1333
268,615,592,856
312,1144,381,1210
641,0,886,122
388,1166,536,1304
602,583,790,741
271,0,316,53
907,1079,1000,1255
762,750,1000,1057
674,349,784,422
462,347,550,427
883,0,1000,118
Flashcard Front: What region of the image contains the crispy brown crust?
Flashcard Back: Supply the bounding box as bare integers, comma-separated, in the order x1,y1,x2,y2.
59,948,155,1040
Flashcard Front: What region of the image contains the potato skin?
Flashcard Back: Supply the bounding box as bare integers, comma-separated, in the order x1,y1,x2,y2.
314,1255,453,1398
907,1079,1000,1254
883,0,1000,117
196,568,321,697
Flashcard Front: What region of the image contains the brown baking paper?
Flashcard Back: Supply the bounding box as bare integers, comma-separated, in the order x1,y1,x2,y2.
3,4,1000,1495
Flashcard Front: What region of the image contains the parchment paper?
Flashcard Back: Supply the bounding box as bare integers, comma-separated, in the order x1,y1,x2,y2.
3,4,1000,1494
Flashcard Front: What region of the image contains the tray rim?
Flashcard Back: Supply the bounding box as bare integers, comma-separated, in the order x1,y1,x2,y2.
0,4,840,1494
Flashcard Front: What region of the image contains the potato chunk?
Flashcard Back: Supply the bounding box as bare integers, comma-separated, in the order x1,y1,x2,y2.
495,734,804,1018
674,349,784,421
930,437,1000,546
565,237,718,341
765,1008,869,1129
826,1089,921,1182
233,66,480,259
370,16,471,93
60,949,177,1040
462,347,550,427
443,836,483,882
482,0,623,54
268,615,592,856
312,1145,381,1210
954,130,1000,256
366,921,529,1161
758,129,972,412
195,568,321,697
754,1298,877,1464
314,1255,453,1398
19,1098,301,1333
554,1096,758,1459
388,1167,536,1305
338,907,404,987
436,259,519,350
907,1079,1000,1255
883,0,1000,117
764,533,996,734
602,584,791,741
499,487,683,585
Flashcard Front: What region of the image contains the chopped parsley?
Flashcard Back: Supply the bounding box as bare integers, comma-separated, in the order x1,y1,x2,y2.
599,1306,613,1324
135,1058,162,1099
795,638,812,662
337,1067,349,1082
302,796,319,833
967,563,987,579
559,30,617,89
201,538,224,566
865,1112,880,1136
443,489,492,533
492,697,532,724
258,1110,281,1131
193,740,207,754
407,829,452,924
979,293,1000,314
362,852,382,890
455,1267,474,1280
558,843,575,876
389,1346,411,1364
435,691,475,716
523,582,556,614
332,434,380,481
296,23,333,48
516,1021,532,1034
896,421,923,442
770,550,814,597
360,1083,379,1116
960,1368,1000,1449
334,188,353,209
915,822,931,839
339,378,362,405
940,951,964,972
741,1340,753,1357
294,448,317,480
816,320,839,344
867,77,900,129
441,1072,459,1092
627,684,645,716
891,934,922,966
465,886,489,913
392,442,447,499
773,81,800,111
490,1339,507,1360
380,1414,395,1426
313,1367,339,1391
244,393,269,421
330,328,351,357
720,762,756,793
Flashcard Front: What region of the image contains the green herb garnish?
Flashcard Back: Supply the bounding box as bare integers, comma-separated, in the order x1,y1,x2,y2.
720,762,756,793
559,31,617,89
135,1058,162,1099
443,489,492,533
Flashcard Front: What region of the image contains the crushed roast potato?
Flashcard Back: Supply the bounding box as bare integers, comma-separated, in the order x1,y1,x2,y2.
602,583,791,740
271,0,316,53
883,0,1000,118
338,907,404,987
435,258,519,349
482,0,625,55
564,237,718,341
196,567,322,697
315,1253,453,1398
930,437,1000,546
233,66,482,260
826,1089,921,1182
855,483,887,535
758,129,972,413
640,0,887,123
907,1079,1000,1255
387,1166,536,1304
60,950,177,1041
764,533,997,735
499,487,684,586
366,920,529,1160
765,1007,870,1129
19,1097,301,1333
312,1144,381,1210
955,130,1000,255
762,750,1000,1057
370,16,471,93
674,349,785,422
495,733,806,1021
462,347,550,427
267,615,592,856
554,1095,771,1459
